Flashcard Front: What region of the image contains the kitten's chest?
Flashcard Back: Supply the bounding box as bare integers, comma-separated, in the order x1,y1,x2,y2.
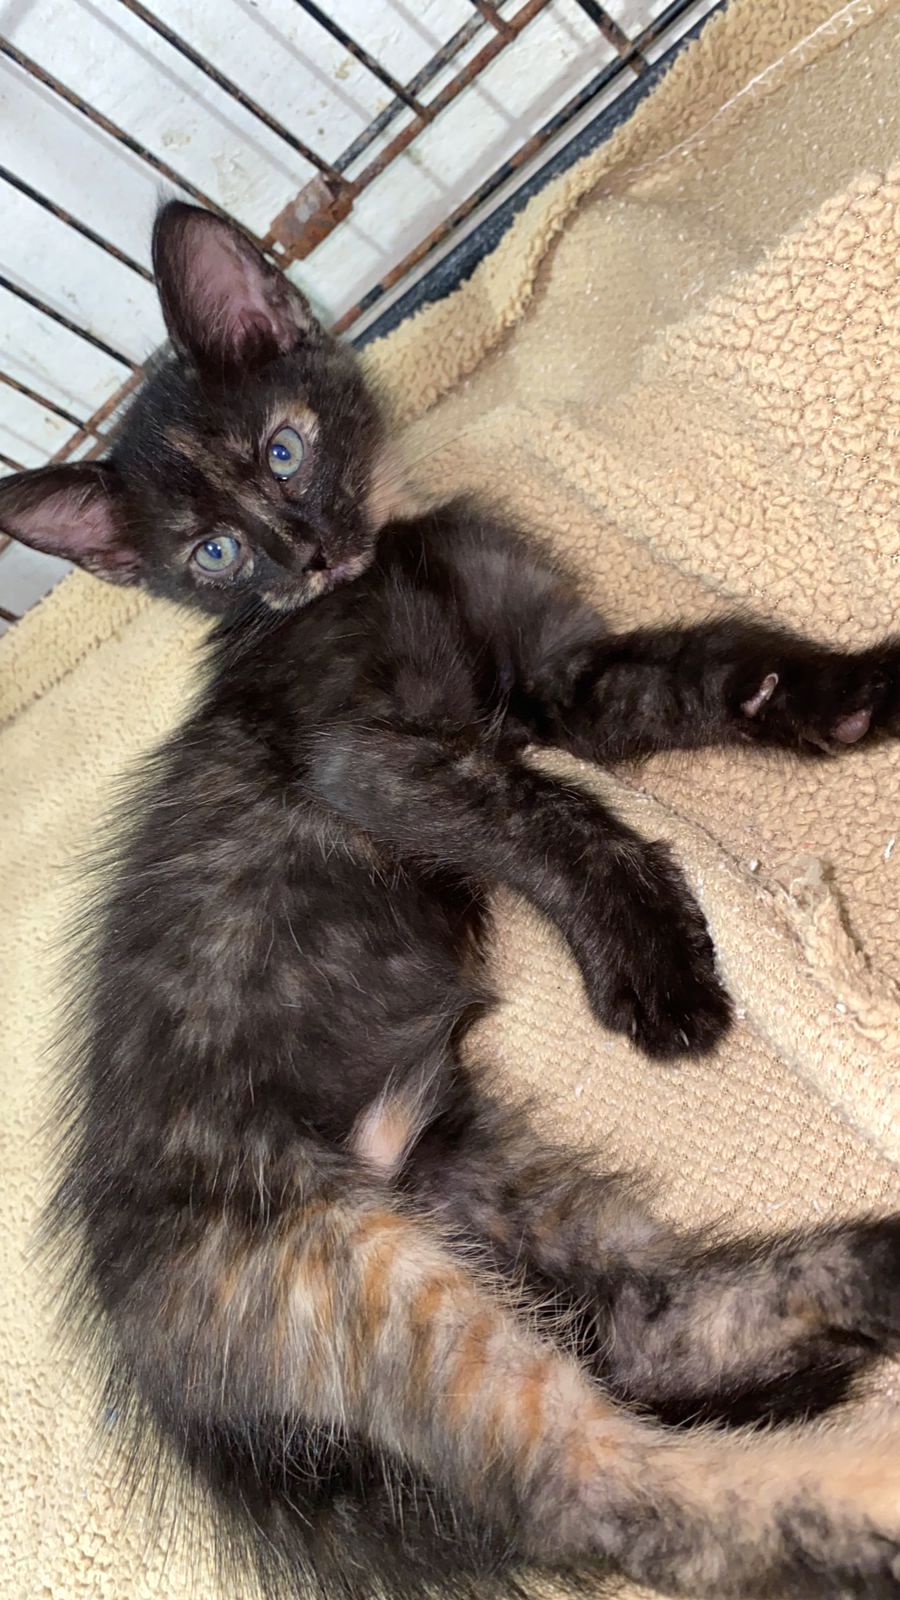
277,565,517,750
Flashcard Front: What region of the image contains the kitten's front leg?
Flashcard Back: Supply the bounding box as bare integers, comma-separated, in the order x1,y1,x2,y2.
308,724,730,1058
532,618,900,763
431,513,900,761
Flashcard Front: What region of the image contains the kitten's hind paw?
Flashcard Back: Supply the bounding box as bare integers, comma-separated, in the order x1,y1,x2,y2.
578,841,733,1061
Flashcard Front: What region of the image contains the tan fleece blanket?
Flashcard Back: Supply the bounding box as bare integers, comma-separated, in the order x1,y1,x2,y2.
4,2,900,1594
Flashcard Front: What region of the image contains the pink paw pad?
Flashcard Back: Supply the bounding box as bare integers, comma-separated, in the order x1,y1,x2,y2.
831,707,872,744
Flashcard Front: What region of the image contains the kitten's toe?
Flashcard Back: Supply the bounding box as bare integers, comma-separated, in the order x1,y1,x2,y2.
609,960,733,1061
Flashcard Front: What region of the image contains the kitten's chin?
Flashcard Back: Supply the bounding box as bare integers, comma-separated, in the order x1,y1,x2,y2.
261,549,374,612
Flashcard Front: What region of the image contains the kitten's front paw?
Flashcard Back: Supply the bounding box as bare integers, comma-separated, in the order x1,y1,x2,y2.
607,947,732,1061
580,842,732,1061
734,640,900,752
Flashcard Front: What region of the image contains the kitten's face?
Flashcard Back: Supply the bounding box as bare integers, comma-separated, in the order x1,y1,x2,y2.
109,334,386,616
0,202,395,617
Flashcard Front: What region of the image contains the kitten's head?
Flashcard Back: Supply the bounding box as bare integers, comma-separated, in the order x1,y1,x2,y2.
0,203,396,615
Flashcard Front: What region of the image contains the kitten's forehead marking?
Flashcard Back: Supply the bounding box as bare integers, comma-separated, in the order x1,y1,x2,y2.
162,405,320,469
157,416,295,528
233,486,273,524
168,506,201,538
159,425,259,511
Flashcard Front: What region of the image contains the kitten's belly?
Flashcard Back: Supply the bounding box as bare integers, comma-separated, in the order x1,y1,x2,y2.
255,830,488,1134
104,809,488,1144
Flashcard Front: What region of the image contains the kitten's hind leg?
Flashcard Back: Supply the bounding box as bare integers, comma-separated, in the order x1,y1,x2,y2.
408,1093,900,1428
598,1215,900,1427
118,1173,900,1596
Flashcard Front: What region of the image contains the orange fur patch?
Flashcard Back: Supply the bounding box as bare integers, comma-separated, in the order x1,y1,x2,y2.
446,1311,497,1426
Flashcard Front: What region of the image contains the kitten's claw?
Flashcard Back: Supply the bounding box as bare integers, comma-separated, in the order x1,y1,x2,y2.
610,964,732,1061
741,671,779,717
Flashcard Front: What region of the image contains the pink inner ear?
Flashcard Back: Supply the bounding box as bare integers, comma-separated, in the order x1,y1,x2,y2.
196,232,302,357
13,482,116,556
0,470,140,580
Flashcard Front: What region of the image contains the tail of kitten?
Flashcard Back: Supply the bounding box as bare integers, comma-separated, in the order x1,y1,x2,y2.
58,1170,900,1600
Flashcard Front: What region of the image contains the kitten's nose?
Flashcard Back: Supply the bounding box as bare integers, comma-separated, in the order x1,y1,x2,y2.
304,546,328,573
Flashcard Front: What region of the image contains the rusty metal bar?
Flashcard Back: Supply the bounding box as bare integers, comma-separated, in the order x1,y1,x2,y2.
333,0,714,331
266,0,702,273
634,0,703,47
0,451,25,473
467,3,515,40
0,166,153,281
113,0,350,186
0,369,89,433
333,40,633,336
291,0,432,120
335,0,706,245
350,0,553,200
0,602,20,623
268,0,553,264
334,13,484,175
571,1,647,72
0,272,135,369
0,39,272,254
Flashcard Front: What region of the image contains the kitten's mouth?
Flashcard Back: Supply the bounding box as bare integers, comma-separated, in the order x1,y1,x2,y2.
263,549,373,611
313,550,372,594
327,553,369,584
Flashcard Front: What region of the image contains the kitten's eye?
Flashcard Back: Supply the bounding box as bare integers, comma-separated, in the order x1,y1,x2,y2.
192,534,242,574
267,425,305,480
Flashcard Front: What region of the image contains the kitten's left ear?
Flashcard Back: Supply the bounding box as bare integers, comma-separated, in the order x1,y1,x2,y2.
0,461,142,584
152,201,318,373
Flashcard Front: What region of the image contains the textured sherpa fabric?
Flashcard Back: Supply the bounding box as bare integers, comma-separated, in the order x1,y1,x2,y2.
3,1,900,1595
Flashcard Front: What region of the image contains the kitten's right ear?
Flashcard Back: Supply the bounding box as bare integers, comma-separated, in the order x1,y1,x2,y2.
0,462,142,584
152,200,318,373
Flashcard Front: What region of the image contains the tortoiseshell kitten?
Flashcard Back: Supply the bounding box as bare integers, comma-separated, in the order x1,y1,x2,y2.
5,202,900,1600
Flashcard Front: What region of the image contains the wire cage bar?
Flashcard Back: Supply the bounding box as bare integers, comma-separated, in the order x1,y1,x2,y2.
0,0,721,619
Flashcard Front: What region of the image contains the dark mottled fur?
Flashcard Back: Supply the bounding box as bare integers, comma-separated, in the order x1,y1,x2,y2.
4,203,900,1599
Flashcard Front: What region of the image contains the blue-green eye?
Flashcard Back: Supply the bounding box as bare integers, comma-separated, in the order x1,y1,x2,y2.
268,425,305,480
192,534,242,574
